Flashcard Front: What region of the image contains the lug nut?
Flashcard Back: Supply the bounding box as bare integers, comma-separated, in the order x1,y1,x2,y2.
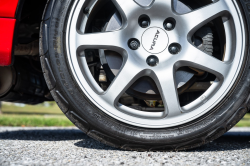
141,20,150,28
169,43,181,54
169,46,178,54
128,39,140,50
165,23,173,30
139,15,150,28
147,55,159,67
163,18,176,31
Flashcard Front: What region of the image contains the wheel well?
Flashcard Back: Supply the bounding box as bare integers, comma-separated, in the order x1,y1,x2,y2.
0,0,51,104
15,0,47,47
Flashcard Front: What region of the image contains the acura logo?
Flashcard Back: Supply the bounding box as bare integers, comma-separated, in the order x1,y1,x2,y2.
149,30,160,50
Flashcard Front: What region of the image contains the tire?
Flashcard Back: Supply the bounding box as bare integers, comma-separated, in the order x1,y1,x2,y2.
40,0,250,151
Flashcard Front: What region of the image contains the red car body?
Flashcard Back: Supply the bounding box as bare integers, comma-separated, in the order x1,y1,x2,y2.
0,0,19,66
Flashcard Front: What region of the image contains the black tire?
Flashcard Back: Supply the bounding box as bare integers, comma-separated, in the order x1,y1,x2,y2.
40,0,250,151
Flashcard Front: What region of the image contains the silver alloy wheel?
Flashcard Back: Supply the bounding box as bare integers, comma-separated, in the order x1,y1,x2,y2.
66,0,246,128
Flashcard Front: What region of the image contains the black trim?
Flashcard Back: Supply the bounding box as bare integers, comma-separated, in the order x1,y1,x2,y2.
10,0,26,66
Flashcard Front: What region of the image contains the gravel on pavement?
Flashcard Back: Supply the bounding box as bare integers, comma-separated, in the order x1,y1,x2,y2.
0,127,250,166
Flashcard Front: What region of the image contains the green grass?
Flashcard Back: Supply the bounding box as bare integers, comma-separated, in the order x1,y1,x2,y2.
0,102,250,127
0,114,74,127
0,102,74,127
2,102,63,115
236,113,250,127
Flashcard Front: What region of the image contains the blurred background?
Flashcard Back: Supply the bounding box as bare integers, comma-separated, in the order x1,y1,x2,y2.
0,102,73,127
0,101,249,127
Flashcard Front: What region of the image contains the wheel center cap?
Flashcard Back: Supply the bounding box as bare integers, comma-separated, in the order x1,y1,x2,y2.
142,27,169,54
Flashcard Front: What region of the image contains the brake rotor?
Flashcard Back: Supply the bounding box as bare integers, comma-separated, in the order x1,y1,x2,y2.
101,0,204,100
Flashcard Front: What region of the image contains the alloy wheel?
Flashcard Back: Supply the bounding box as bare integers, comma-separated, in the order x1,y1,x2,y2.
65,0,246,128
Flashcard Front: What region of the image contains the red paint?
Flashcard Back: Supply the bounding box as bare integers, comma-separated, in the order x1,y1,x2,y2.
0,0,19,18
0,18,16,66
0,0,19,66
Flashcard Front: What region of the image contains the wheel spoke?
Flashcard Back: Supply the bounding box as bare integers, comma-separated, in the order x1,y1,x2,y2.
180,0,229,35
112,0,142,20
76,31,124,51
153,69,181,117
102,60,143,106
151,0,172,10
180,45,230,80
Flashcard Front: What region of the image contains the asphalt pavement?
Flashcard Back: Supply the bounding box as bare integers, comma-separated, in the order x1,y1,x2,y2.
0,127,249,166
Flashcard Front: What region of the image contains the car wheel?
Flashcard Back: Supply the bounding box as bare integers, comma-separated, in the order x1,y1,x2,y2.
40,0,250,151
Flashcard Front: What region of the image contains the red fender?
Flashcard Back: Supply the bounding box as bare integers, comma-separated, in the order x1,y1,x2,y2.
0,0,19,18
0,0,19,66
0,18,16,66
